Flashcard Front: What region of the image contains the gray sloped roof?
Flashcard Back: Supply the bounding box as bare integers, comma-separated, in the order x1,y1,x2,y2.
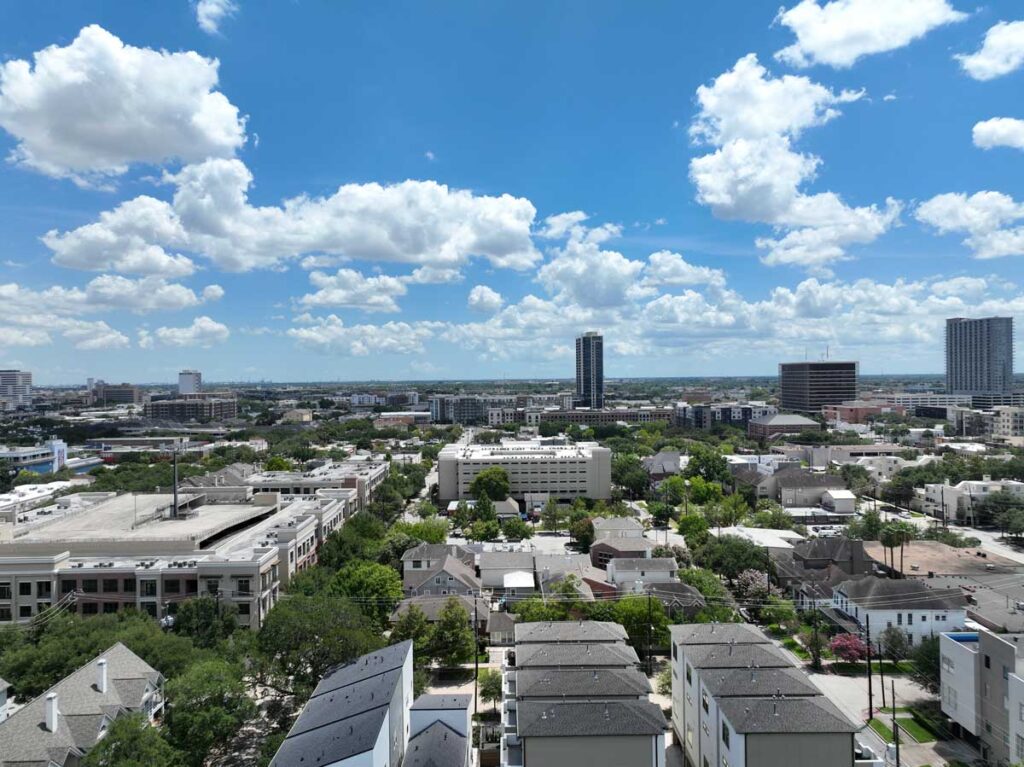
514,643,639,669
590,537,658,553
514,668,651,699
310,641,411,699
699,667,821,698
516,700,666,737
479,551,536,570
592,517,644,533
609,557,677,573
401,543,474,565
774,468,845,489
404,556,480,593
406,720,468,767
391,595,488,624
412,694,471,710
514,621,627,644
642,450,682,476
717,695,857,734
750,414,819,427
0,642,162,767
669,623,770,645
836,576,967,611
681,643,792,670
271,705,389,767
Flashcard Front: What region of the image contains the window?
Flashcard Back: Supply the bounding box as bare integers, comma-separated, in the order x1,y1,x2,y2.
238,603,251,616
36,581,51,599
236,579,251,596
142,603,157,617
103,603,118,614
18,582,31,597
1016,734,1024,760
897,613,902,626
702,693,710,713
61,579,75,595
140,580,157,597
19,605,32,618
205,580,219,596
1019,702,1024,722
907,613,913,625
164,580,180,594
0,607,10,622
82,579,98,594
942,655,955,672
123,579,136,593
102,579,118,593
672,643,678,661
82,603,97,615
985,655,991,669
721,721,731,748
0,583,9,600
686,663,692,684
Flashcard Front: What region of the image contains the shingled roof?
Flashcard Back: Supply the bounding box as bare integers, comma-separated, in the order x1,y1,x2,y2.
836,576,967,611
516,699,666,737
717,695,857,734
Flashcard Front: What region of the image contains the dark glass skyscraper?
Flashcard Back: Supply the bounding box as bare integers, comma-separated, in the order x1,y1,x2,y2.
575,331,603,408
946,316,1014,395
778,361,858,413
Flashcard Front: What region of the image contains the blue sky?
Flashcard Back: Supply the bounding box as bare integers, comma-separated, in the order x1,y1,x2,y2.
2,0,1024,384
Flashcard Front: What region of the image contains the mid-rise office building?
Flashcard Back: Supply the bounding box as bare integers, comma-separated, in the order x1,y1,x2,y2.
144,396,237,421
575,331,604,408
779,361,858,413
946,316,1014,395
0,370,31,411
431,394,517,424
437,437,611,503
177,369,202,395
91,382,143,406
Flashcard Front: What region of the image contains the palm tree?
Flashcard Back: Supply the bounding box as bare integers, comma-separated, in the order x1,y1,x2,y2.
879,524,901,573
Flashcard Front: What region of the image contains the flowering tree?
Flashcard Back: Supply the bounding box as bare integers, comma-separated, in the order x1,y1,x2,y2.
732,568,781,603
829,633,868,663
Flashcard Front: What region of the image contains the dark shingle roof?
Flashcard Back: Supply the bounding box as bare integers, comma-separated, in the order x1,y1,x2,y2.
406,721,467,767
271,706,389,767
681,643,792,670
391,595,489,623
774,468,845,490
310,641,411,699
514,643,639,669
699,667,821,698
514,621,628,644
412,694,471,710
836,577,967,611
717,696,857,734
401,543,474,564
514,668,651,699
608,557,677,573
669,623,770,645
516,700,666,737
479,551,536,570
642,451,681,476
590,538,658,553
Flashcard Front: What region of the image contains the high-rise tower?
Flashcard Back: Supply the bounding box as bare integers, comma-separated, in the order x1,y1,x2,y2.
575,332,604,409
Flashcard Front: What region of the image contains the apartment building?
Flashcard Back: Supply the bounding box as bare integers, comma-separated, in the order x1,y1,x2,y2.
946,316,1014,395
831,576,967,646
437,438,611,503
247,458,389,511
575,331,604,409
922,477,1024,524
0,370,31,411
431,395,517,424
0,489,350,628
676,401,778,430
143,396,238,421
539,407,675,426
940,629,1024,765
0,643,164,767
91,382,144,406
669,623,872,767
501,621,666,767
822,400,907,424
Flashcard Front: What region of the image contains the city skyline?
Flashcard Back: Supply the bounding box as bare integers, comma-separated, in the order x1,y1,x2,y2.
2,2,1024,385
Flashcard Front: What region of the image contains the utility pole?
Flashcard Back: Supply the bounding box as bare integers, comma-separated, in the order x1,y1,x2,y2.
764,547,771,593
891,680,900,767
646,591,654,675
865,615,873,720
473,597,479,761
878,640,886,709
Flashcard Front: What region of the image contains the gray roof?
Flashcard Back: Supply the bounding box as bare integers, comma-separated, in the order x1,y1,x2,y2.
590,537,658,553
516,700,666,737
479,551,536,570
514,621,628,644
391,595,489,623
406,721,467,767
681,643,792,670
717,695,857,734
699,667,821,698
514,643,640,669
642,451,682,476
644,582,705,607
836,576,967,611
0,643,163,767
272,643,412,767
412,694,471,710
670,623,770,645
514,668,651,699
401,542,474,565
487,611,519,633
592,517,644,533
750,414,819,427
774,468,845,490
609,557,677,573
404,555,481,593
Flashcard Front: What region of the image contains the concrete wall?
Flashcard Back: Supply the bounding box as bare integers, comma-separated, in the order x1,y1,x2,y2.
743,732,854,767
940,633,979,736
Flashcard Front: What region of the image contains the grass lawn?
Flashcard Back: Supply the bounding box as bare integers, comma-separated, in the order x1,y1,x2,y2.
896,718,935,743
868,719,894,741
782,638,811,660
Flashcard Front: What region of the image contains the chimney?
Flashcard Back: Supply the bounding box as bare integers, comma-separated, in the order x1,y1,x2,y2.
45,693,59,732
97,659,108,694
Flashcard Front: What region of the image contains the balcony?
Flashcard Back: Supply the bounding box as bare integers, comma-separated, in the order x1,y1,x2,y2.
500,736,523,767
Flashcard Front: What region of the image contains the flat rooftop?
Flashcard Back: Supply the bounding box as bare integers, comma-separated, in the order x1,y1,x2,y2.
15,493,271,545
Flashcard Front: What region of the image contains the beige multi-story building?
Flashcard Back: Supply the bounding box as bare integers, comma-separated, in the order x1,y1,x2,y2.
0,487,351,629
247,458,389,511
438,438,611,503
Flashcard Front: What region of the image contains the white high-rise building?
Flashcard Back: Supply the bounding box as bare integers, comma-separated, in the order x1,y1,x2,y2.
178,369,202,395
0,370,32,411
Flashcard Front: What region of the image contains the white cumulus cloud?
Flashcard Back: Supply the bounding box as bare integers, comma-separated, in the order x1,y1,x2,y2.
196,0,238,35
467,285,504,313
641,251,726,287
299,269,409,313
957,20,1024,81
917,191,1024,259
0,25,246,185
151,316,230,347
973,117,1024,151
287,315,438,356
775,0,966,69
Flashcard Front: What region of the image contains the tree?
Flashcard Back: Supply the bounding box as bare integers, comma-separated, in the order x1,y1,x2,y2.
996,506,1024,540
416,500,438,519
478,668,503,711
318,513,386,569
451,500,473,530
569,516,595,552
846,507,883,541
509,598,568,623
541,498,561,531
502,517,534,541
693,535,766,583
686,476,723,505
473,491,497,522
648,501,674,526
652,544,691,569
684,444,729,484
430,598,475,667
612,454,649,499
659,475,689,506
750,501,793,530
390,604,433,668
257,593,381,697
172,597,238,649
879,626,911,662
614,595,669,663
829,633,867,663
656,667,672,695
761,596,798,631
466,519,501,542
264,456,292,471
677,513,709,547
732,569,779,603
911,635,941,691
799,611,827,670
165,659,255,767
330,561,403,630
719,494,749,527
978,490,1024,527
469,467,510,501
82,714,183,767
840,463,873,493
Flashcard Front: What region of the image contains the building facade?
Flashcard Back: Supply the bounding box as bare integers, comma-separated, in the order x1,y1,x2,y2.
177,369,202,395
0,370,31,411
144,397,238,421
779,361,858,413
946,316,1014,395
575,331,604,409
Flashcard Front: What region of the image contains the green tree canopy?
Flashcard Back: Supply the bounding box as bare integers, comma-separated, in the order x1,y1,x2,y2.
469,467,510,501
541,498,561,531
264,456,293,471
172,597,238,649
502,516,534,541
166,659,255,767
430,598,475,667
612,454,649,499
478,668,503,711
466,519,501,542
659,475,689,506
390,604,433,668
82,714,183,767
473,491,497,522
330,561,403,629
693,535,767,583
684,444,729,484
